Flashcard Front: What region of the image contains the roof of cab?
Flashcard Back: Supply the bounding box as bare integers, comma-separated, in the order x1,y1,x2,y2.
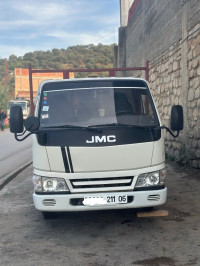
39,76,149,89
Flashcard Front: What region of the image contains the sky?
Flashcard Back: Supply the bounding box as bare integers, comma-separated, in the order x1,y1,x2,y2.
0,0,120,59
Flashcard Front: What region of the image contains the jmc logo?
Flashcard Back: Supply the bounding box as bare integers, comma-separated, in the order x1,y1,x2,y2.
86,135,116,144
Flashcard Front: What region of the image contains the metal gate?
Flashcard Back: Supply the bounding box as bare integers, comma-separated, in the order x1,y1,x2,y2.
28,60,149,115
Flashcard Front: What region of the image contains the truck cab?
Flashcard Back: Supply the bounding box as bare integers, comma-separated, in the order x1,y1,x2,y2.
10,77,183,214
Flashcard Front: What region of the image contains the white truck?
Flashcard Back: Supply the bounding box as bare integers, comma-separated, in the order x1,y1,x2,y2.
10,78,183,216
7,98,30,120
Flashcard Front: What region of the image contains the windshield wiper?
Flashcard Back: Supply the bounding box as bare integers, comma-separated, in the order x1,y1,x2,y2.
41,124,102,133
44,124,87,129
89,123,157,128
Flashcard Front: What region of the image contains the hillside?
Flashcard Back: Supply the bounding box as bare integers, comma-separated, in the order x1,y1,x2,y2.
0,44,115,109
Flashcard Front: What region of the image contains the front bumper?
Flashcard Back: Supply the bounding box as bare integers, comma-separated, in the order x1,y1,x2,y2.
33,188,167,212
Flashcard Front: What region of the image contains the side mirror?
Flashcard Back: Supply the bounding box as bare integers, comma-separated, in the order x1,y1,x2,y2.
10,106,24,133
24,116,40,132
170,105,183,131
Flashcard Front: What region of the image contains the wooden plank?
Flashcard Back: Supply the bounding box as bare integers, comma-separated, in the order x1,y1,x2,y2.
137,210,169,218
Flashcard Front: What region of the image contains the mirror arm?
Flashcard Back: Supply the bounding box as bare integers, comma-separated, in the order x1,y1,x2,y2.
14,128,42,142
14,132,33,142
160,126,180,138
16,130,27,137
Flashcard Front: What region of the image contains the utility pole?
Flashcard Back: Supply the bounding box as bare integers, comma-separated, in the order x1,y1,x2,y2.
5,58,9,84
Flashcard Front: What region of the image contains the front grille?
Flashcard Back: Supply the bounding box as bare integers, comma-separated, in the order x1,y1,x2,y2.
70,176,133,189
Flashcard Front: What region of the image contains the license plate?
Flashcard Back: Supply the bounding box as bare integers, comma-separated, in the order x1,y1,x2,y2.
83,194,128,206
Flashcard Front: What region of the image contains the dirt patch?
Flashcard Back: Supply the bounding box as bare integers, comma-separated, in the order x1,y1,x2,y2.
163,208,191,222
132,256,176,266
167,160,200,180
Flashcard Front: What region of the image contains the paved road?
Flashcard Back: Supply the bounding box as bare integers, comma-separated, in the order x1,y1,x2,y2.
0,129,32,181
0,161,199,266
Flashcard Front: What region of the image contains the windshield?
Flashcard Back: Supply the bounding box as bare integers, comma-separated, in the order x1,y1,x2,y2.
39,87,158,128
8,101,27,110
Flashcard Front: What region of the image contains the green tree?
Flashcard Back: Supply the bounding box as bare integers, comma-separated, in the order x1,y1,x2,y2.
0,82,9,110
0,43,115,107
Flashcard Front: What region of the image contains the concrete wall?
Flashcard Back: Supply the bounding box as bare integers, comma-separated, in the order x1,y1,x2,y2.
120,0,134,27
117,0,200,168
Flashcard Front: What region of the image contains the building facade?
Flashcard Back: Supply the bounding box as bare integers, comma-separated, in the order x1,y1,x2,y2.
117,0,200,168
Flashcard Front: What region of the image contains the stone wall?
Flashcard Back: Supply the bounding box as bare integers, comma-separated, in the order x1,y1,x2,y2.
187,26,200,167
117,0,200,168
150,24,200,168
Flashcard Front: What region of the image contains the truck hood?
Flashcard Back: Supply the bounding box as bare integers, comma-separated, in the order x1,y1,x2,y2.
44,142,154,173
70,143,154,172
33,133,165,173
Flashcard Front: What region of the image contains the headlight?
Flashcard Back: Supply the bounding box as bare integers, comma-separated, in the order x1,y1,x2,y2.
32,175,42,192
32,175,69,192
135,169,166,188
42,177,69,192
